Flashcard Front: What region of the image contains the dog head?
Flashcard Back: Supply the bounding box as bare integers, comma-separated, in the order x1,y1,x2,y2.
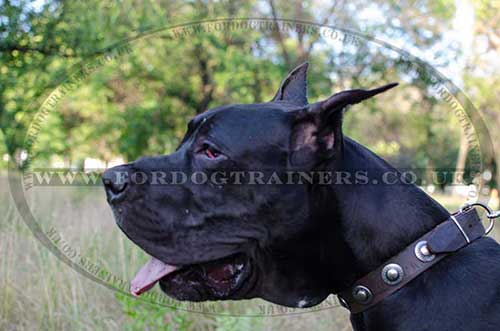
103,63,397,307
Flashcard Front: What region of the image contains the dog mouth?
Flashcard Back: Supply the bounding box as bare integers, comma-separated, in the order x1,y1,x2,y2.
130,253,252,300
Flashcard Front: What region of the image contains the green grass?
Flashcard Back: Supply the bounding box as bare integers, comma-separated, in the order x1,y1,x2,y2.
1,176,498,330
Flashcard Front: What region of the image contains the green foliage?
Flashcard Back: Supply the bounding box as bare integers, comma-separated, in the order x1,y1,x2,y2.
115,292,268,331
0,128,7,169
213,314,264,331
1,0,468,175
116,293,193,331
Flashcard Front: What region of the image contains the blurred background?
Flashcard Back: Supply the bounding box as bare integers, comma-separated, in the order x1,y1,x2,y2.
1,0,499,330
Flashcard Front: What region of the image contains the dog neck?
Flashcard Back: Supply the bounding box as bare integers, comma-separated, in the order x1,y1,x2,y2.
315,137,450,292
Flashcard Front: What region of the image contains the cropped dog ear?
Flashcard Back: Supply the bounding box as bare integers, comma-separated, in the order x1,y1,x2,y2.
290,83,398,166
271,62,309,106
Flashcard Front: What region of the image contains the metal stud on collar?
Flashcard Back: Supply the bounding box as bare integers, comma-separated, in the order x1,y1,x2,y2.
382,263,404,285
338,295,350,309
352,285,373,304
415,241,436,262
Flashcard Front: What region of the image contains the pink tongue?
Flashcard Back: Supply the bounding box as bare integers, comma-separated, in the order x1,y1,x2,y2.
130,257,178,296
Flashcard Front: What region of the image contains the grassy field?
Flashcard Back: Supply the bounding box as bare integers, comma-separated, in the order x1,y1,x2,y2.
1,176,498,331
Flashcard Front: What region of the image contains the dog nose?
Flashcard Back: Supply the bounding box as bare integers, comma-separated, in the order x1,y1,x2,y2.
102,166,129,201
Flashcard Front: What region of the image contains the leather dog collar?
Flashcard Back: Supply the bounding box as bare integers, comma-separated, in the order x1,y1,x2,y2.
337,207,486,314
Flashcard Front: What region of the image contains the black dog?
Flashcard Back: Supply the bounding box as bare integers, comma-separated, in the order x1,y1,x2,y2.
103,63,500,331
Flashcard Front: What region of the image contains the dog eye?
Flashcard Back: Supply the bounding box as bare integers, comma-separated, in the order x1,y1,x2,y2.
200,143,221,159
